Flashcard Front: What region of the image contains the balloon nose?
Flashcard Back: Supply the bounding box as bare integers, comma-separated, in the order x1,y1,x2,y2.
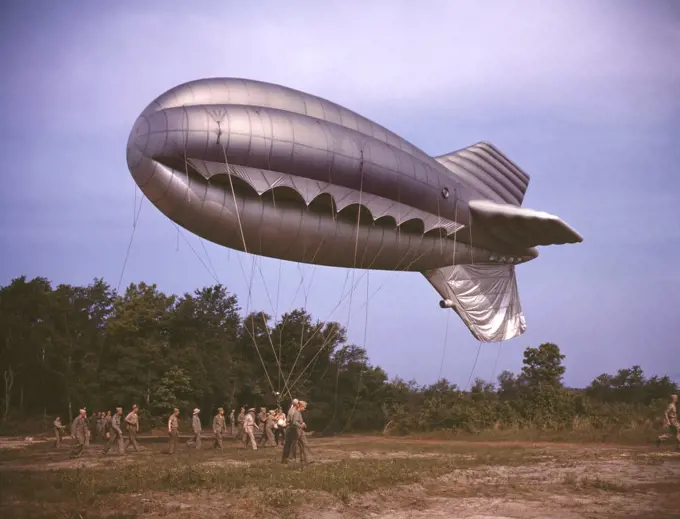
126,115,150,170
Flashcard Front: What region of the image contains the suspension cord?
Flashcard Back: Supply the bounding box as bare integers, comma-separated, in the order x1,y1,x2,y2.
466,341,482,391
220,144,277,397
117,193,145,293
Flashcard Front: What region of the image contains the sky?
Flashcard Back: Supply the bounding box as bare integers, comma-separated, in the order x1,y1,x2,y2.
1,0,679,389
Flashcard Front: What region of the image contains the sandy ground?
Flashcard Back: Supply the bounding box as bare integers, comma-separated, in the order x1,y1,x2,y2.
1,434,679,518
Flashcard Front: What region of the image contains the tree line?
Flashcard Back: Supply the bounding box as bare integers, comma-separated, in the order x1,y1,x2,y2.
0,276,676,438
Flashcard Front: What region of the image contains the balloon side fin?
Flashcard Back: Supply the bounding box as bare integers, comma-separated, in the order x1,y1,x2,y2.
469,199,583,248
434,141,530,207
423,264,526,343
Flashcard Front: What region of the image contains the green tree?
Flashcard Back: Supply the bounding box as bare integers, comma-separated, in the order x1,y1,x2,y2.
150,366,194,416
520,342,566,389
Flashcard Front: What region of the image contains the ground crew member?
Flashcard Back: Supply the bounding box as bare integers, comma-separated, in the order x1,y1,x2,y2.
102,407,124,455
103,410,112,441
124,404,140,452
294,400,312,464
656,394,680,450
213,408,226,449
70,409,88,458
84,408,91,447
97,412,106,441
168,408,180,454
259,410,276,447
54,416,67,448
286,399,298,459
236,407,245,441
186,408,202,449
243,408,259,450
257,407,266,429
281,402,300,463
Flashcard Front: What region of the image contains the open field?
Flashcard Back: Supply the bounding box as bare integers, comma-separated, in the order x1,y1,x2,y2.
1,433,679,519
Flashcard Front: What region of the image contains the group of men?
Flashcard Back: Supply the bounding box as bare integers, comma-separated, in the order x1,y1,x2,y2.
168,399,312,463
53,404,140,458
52,398,314,464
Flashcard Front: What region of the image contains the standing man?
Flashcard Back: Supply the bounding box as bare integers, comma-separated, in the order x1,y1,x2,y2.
243,408,259,450
102,407,125,456
294,400,312,465
70,409,88,458
84,408,91,447
281,402,299,464
213,408,226,450
186,408,202,449
229,409,236,436
168,408,180,455
259,410,276,447
286,399,299,460
124,404,140,452
53,416,67,448
236,407,245,441
257,407,266,430
656,394,680,451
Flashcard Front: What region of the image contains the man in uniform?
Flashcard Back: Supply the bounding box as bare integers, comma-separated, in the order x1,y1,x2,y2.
229,408,236,436
186,408,202,449
53,416,67,448
286,399,299,460
84,408,91,447
70,409,88,458
243,407,259,450
97,412,106,442
168,408,180,454
103,410,112,441
213,407,226,449
102,407,125,456
257,407,266,430
656,394,680,450
259,410,276,447
236,407,245,441
294,400,312,464
124,404,141,452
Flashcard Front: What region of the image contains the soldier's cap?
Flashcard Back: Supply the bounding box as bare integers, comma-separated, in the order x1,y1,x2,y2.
298,400,308,408
79,408,86,414
193,408,200,414
217,407,224,412
292,398,299,405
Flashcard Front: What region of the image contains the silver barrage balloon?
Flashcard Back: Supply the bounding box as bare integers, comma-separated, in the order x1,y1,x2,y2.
126,78,582,343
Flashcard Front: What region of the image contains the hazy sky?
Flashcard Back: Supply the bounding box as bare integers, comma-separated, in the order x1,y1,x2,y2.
1,0,679,389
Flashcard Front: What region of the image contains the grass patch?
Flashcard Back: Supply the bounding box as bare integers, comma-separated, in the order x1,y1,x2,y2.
0,457,460,505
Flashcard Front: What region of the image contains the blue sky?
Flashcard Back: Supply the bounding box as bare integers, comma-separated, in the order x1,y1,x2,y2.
1,0,679,388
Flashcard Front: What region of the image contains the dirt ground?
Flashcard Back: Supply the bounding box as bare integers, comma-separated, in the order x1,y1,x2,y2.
1,433,679,518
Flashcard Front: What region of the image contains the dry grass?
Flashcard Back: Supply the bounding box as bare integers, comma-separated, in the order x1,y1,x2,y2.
1,433,679,519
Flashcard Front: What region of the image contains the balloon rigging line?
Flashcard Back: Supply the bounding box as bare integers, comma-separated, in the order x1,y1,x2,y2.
334,148,367,431
175,227,220,284
199,238,219,284
220,146,277,398
341,270,370,432
466,341,482,391
117,194,145,293
273,240,327,398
